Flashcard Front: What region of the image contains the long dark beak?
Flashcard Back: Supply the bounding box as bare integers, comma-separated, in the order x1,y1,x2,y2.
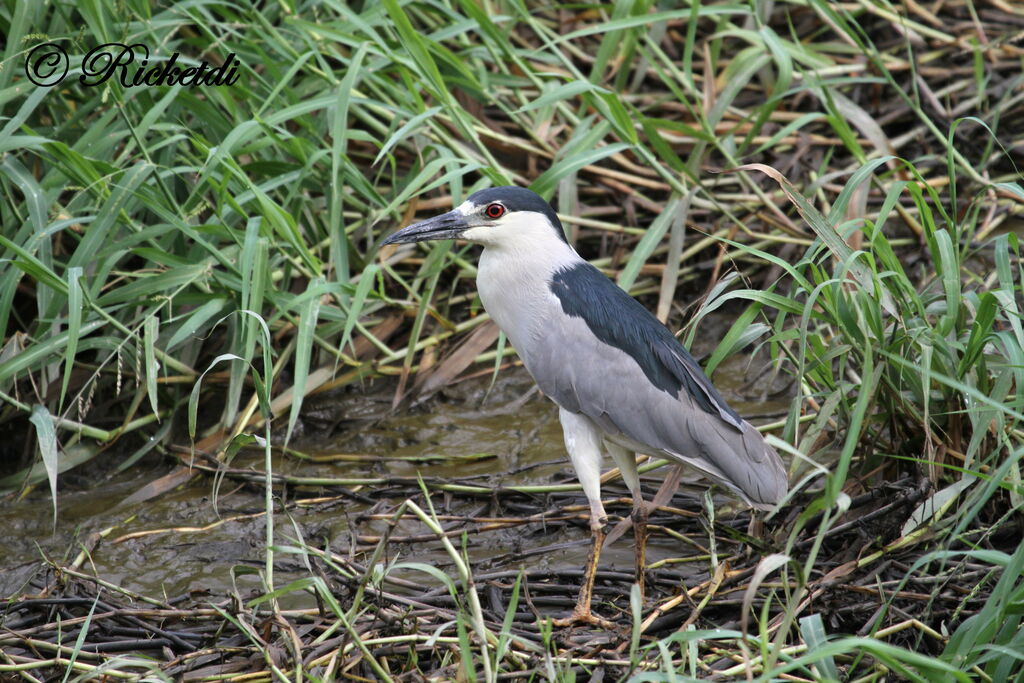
380,209,468,246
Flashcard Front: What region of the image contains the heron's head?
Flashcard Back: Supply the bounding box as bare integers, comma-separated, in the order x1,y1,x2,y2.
381,186,568,250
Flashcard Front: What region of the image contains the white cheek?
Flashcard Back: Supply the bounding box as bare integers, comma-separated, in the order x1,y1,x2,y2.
462,218,525,247
461,224,493,243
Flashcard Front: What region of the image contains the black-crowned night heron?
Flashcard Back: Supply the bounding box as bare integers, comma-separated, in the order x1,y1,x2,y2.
382,186,787,627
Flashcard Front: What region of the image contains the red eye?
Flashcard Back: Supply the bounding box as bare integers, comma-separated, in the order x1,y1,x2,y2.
484,203,505,219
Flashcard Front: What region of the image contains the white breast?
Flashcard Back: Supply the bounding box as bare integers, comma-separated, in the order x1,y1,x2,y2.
476,238,581,364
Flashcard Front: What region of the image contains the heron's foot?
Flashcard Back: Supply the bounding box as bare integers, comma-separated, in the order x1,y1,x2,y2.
552,605,618,630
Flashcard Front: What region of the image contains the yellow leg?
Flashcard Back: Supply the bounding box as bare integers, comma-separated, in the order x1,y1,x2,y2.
555,409,618,629
553,523,616,629
607,442,649,600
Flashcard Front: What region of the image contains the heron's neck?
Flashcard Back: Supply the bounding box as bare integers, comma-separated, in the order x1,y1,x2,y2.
475,238,582,349
477,232,582,291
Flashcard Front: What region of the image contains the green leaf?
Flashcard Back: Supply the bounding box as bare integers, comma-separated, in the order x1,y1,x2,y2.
374,106,442,164
934,229,960,326
165,298,229,351
286,277,324,446
341,264,377,354
190,353,246,439
144,315,160,418
799,614,839,681
618,195,682,291
515,80,609,114
29,404,59,528
59,266,84,410
960,292,997,376
531,142,631,198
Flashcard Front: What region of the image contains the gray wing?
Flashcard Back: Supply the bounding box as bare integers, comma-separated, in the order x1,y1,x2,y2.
524,265,787,508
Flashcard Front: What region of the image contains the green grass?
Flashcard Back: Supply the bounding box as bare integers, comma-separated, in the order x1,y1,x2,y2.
2,0,1023,679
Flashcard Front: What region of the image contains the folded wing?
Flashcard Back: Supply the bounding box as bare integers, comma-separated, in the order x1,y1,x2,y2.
529,263,786,508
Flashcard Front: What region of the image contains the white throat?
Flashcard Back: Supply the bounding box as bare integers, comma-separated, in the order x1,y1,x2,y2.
469,211,582,360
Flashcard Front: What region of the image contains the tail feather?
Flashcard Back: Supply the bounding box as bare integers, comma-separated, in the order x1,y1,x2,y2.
667,418,787,509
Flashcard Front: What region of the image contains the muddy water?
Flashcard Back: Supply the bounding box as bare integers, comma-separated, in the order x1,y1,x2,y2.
1,355,788,607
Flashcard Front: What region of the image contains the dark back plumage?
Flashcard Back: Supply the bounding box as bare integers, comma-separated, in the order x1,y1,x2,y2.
549,262,744,431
